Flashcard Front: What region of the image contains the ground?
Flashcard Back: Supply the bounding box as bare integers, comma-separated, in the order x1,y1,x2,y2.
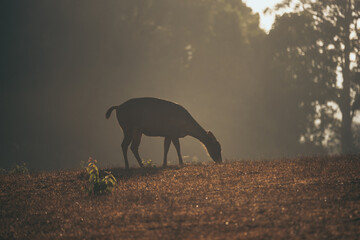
1,155,360,239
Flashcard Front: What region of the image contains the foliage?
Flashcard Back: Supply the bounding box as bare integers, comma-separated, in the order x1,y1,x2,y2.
4,0,360,171
141,159,156,168
186,155,203,165
79,159,87,170
269,0,360,153
85,157,116,195
10,162,29,174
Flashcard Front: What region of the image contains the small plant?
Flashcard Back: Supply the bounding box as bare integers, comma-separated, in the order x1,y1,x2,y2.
142,159,156,168
10,162,29,174
85,157,117,195
191,156,200,164
186,155,204,165
79,159,87,169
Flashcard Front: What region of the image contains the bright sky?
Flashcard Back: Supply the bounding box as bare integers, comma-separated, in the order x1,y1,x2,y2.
244,0,283,32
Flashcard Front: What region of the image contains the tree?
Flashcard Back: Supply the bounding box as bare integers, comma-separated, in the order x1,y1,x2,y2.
272,0,360,153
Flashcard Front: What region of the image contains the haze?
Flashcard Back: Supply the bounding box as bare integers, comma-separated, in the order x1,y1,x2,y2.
1,0,359,170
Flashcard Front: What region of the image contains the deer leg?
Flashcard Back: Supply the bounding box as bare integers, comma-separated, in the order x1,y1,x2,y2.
172,138,183,166
163,137,171,167
121,131,132,170
130,130,144,168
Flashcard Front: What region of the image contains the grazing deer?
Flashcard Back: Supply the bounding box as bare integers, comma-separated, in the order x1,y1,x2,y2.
106,97,222,169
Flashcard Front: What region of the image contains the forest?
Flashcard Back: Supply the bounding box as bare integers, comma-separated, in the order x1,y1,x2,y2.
1,0,359,170
1,1,360,239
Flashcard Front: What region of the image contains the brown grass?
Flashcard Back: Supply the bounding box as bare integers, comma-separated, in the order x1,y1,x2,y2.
1,155,360,239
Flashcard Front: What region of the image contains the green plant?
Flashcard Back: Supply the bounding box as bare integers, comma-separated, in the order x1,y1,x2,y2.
79,159,87,169
142,159,156,168
85,158,117,195
10,162,29,174
187,156,205,165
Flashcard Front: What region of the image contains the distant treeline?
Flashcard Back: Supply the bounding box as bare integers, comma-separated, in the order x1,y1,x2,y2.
1,0,359,170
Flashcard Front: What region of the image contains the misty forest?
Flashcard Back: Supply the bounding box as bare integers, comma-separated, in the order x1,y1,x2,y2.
1,1,360,239
2,0,359,170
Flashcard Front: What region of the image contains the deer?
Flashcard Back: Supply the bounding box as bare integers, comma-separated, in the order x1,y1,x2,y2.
106,97,222,169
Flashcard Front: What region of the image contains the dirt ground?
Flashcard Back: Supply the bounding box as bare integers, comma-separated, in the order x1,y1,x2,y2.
1,155,360,239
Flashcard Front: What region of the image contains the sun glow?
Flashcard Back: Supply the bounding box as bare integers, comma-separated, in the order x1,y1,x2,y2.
244,0,284,32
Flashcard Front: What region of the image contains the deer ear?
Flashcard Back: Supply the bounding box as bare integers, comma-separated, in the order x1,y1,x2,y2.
207,131,216,140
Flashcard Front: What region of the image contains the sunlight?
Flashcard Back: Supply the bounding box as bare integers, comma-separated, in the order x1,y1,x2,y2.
244,0,283,32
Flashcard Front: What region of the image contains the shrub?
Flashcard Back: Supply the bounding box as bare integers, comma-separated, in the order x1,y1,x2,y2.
142,159,156,168
85,157,116,195
10,162,29,174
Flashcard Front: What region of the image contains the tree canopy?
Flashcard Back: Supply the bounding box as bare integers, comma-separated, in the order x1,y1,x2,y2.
1,0,359,170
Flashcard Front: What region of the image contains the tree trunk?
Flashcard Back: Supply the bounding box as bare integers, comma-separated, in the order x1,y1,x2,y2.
340,0,354,154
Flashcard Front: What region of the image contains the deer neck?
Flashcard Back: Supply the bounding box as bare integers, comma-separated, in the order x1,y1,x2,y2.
189,123,210,147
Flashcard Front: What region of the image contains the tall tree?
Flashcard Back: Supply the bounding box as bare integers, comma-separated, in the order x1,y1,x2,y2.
273,0,360,153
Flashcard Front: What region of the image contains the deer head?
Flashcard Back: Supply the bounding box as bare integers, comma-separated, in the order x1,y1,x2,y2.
206,131,222,163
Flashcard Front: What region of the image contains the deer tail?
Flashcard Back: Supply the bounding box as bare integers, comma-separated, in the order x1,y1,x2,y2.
105,106,118,119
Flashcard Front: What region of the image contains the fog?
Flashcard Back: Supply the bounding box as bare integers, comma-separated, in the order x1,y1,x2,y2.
1,1,359,170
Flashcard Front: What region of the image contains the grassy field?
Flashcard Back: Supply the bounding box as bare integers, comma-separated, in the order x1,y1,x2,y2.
1,155,360,239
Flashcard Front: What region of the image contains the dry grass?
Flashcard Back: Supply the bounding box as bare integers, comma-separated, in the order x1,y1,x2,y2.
1,155,360,239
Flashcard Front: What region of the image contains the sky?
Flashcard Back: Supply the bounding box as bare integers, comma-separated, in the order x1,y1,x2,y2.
244,0,283,32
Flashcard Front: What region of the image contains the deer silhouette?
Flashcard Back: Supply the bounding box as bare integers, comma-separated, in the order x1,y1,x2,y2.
106,97,222,169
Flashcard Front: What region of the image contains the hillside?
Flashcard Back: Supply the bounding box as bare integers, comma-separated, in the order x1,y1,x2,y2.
1,155,360,239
